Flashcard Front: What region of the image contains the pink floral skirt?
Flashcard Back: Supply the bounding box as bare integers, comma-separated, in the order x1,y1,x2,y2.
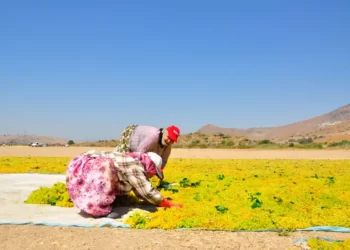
66,154,118,217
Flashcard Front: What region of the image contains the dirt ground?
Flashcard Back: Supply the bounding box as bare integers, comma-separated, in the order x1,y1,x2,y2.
1,225,349,250
1,147,349,249
1,146,350,159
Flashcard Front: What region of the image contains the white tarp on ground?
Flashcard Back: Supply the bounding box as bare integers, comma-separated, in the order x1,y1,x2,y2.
1,173,350,233
0,174,156,228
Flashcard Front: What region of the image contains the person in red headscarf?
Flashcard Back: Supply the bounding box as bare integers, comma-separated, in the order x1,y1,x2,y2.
115,124,180,178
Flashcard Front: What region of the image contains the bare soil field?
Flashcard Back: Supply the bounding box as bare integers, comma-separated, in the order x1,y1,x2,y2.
1,147,349,249
1,225,349,250
1,146,350,159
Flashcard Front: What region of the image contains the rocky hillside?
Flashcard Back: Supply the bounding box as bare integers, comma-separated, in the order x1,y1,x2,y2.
0,135,69,145
198,104,350,142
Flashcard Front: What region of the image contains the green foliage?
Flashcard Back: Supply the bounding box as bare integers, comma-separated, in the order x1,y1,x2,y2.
164,187,179,194
216,174,225,180
328,140,350,148
127,211,151,229
325,176,335,186
219,140,234,147
307,237,349,249
6,157,350,230
295,143,323,149
278,230,291,236
191,140,200,145
248,192,263,209
24,182,73,207
258,139,272,145
176,218,201,228
179,178,201,188
298,137,313,144
215,205,228,214
67,140,75,145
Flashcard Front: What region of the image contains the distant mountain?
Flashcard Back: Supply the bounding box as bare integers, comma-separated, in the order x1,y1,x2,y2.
0,134,69,145
197,104,350,142
3,104,349,146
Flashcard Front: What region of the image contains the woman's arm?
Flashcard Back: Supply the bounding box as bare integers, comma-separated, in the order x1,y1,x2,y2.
126,168,183,208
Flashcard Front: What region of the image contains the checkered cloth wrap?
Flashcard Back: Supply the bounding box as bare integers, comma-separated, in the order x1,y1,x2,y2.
84,150,163,205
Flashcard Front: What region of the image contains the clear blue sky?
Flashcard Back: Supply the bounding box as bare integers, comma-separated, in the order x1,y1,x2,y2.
1,1,349,141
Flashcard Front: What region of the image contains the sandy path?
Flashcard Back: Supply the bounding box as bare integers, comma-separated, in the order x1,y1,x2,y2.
1,225,349,250
1,146,350,159
1,147,349,249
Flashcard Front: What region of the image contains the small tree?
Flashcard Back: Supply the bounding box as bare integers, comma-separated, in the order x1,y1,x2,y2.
67,140,75,145
298,137,313,144
258,139,272,145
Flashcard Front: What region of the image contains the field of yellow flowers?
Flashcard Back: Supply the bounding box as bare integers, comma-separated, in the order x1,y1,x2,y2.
1,156,349,231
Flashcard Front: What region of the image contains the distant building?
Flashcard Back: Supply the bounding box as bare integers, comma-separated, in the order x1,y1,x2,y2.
31,142,46,147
